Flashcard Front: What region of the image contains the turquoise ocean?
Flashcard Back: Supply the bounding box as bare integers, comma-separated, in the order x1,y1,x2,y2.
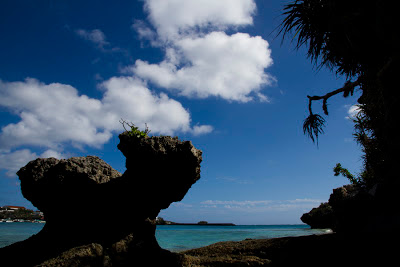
0,223,330,251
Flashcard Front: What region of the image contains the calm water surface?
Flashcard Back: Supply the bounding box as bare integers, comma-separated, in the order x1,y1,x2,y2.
156,224,329,251
0,222,44,248
0,223,330,251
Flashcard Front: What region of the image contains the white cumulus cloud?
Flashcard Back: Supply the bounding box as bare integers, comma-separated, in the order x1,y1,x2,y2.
0,77,211,176
100,76,193,135
0,78,211,151
143,0,256,40
0,78,109,149
132,0,274,103
133,32,273,102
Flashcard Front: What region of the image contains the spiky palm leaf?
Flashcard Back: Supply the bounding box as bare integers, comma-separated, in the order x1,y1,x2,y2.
303,113,325,144
278,0,376,77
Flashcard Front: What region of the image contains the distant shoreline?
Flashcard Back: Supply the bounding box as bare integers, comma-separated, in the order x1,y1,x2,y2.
0,219,45,223
161,223,236,226
155,217,235,226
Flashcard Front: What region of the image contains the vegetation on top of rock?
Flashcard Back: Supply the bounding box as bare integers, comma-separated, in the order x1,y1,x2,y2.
279,0,400,188
333,163,362,186
119,119,151,139
3,132,203,266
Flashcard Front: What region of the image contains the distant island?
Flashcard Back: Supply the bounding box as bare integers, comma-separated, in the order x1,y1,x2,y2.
0,209,235,226
155,217,235,226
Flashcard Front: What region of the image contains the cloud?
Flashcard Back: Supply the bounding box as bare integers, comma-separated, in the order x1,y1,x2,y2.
132,20,159,46
75,29,109,49
170,202,193,208
143,0,256,40
0,77,212,177
190,125,214,136
0,149,65,177
100,76,195,135
0,149,37,177
75,28,123,53
216,176,253,184
132,0,274,102
200,199,324,212
0,78,211,151
0,78,110,149
39,149,66,159
201,200,272,206
133,32,273,102
286,198,324,204
346,105,361,119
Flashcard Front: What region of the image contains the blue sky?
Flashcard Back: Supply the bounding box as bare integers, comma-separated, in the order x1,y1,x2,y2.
0,0,362,225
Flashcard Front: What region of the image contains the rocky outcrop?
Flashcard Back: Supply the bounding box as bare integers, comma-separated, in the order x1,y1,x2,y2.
300,202,334,229
178,232,397,266
301,184,374,232
302,183,400,233
327,184,372,232
0,133,202,266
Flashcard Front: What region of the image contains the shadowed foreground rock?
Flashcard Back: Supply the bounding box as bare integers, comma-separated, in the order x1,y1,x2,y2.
300,202,334,229
301,184,400,234
177,232,398,266
0,133,202,266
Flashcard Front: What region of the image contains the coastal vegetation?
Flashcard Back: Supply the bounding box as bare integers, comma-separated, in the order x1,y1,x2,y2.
333,163,360,185
0,207,43,221
119,119,151,139
279,0,399,188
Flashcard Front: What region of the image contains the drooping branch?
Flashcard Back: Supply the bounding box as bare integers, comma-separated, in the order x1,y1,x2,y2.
307,77,362,115
304,76,362,144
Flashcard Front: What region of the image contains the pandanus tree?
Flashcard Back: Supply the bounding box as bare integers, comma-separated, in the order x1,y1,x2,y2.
278,0,400,188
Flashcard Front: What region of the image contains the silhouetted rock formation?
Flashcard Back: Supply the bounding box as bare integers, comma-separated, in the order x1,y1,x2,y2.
327,184,372,232
302,183,400,234
300,202,334,229
0,134,202,266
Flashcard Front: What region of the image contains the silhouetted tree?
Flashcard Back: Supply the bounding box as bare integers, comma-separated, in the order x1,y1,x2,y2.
279,0,399,187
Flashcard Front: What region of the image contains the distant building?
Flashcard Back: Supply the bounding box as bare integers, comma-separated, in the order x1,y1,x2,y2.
3,206,26,211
